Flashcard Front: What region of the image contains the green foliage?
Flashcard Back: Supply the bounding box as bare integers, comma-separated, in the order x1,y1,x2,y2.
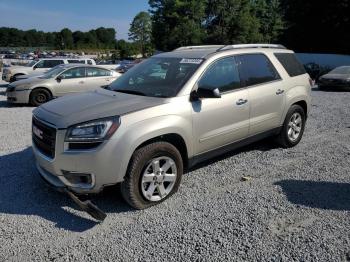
0,27,117,50
149,0,208,51
280,0,350,54
129,11,153,57
116,40,139,59
149,0,284,51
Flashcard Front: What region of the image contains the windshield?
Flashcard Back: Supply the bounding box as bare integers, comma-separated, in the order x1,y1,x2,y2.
330,66,350,74
27,60,37,67
109,57,203,98
40,67,66,79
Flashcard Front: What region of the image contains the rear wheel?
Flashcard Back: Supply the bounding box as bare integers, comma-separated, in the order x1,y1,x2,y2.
121,142,183,209
30,89,52,106
276,104,306,148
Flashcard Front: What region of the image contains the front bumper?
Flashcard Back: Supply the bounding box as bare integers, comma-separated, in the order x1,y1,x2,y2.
6,90,31,104
33,126,127,194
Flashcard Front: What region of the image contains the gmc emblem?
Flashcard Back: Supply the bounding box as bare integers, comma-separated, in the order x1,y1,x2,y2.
33,125,43,139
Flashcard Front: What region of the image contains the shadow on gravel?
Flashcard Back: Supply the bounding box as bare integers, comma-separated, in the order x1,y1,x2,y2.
0,147,133,232
275,180,350,211
189,138,280,172
312,86,350,92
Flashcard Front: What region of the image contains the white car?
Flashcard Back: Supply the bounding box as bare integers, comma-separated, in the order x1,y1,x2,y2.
2,58,96,82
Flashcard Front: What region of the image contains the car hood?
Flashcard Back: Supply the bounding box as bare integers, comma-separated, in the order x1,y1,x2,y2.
11,77,45,88
33,89,167,128
321,74,349,80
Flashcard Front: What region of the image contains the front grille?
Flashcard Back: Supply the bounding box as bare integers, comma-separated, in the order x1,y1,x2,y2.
32,117,57,159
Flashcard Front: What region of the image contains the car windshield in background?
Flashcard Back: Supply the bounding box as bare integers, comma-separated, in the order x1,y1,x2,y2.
109,57,203,98
27,60,37,67
40,67,66,79
329,66,350,74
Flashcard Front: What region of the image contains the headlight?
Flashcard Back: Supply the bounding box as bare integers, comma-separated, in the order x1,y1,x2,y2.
6,85,15,92
3,68,10,74
65,117,120,142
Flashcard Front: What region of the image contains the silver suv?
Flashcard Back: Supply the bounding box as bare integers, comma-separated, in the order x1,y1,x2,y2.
32,44,311,210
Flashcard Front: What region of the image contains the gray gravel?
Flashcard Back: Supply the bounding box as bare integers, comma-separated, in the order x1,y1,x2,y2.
0,85,349,261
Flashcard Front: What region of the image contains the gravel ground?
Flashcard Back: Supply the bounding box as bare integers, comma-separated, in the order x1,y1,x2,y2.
0,85,349,261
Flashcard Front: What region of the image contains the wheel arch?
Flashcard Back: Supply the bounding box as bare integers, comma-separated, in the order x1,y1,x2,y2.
135,133,189,171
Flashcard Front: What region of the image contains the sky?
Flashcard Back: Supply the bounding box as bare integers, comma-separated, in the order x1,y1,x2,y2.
0,0,150,40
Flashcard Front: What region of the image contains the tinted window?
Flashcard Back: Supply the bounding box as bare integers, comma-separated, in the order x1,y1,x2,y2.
86,68,112,77
68,60,85,64
274,53,306,77
42,60,64,68
87,60,93,65
60,67,86,79
198,56,240,93
237,54,280,86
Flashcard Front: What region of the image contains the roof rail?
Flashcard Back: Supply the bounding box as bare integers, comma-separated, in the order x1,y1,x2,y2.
217,44,286,51
174,45,224,51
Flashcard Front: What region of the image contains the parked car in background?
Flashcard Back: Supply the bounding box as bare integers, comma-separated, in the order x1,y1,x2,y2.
6,64,120,106
318,66,350,89
2,58,96,82
31,44,311,210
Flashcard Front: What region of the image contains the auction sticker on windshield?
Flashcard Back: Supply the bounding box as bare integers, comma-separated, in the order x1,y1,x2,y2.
180,58,203,64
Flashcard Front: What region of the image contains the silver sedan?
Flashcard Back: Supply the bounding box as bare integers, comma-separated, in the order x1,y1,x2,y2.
6,64,121,106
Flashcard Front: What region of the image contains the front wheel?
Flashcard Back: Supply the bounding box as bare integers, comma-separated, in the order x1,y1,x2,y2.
121,142,183,209
276,104,306,148
30,89,51,106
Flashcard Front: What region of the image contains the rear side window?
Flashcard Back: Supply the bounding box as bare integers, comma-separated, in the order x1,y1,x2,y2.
237,54,280,87
43,60,64,68
198,56,241,93
86,68,112,77
274,53,306,77
68,60,85,64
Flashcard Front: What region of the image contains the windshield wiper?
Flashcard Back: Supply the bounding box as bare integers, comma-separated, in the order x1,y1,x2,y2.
115,90,146,96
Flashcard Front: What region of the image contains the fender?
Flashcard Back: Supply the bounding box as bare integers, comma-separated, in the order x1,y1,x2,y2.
112,114,193,181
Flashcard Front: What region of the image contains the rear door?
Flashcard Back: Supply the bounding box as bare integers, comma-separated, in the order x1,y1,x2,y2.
236,54,285,136
55,67,87,96
192,56,250,155
86,67,115,89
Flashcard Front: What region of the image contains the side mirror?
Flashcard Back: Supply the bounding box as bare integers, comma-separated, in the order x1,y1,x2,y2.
33,65,37,70
56,75,62,83
191,86,221,100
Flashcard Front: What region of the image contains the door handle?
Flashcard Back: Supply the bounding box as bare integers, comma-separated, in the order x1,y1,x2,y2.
276,89,285,95
79,81,84,84
236,99,248,105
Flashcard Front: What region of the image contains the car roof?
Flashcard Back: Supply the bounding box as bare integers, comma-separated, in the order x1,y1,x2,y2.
153,44,291,59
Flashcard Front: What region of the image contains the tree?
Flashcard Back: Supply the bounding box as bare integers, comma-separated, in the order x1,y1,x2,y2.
149,0,208,51
280,0,350,54
60,28,74,49
116,40,138,59
129,12,152,57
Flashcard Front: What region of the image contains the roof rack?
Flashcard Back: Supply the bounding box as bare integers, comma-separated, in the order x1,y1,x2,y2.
174,45,224,51
217,44,286,51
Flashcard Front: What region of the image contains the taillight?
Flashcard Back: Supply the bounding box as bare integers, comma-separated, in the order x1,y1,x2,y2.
308,78,314,87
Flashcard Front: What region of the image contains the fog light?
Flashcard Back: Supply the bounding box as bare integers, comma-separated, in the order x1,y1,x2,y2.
62,171,93,185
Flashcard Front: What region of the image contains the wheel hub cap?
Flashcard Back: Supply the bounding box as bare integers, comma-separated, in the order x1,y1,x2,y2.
141,156,177,202
288,112,302,142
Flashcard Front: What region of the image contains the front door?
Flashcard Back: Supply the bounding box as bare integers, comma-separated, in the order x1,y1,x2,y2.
55,67,87,96
192,56,250,155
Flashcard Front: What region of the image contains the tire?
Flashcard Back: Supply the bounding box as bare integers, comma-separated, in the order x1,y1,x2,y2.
30,88,52,106
121,141,183,209
276,104,306,148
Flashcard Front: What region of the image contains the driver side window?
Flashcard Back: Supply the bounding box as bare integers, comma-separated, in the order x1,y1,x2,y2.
198,56,241,93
